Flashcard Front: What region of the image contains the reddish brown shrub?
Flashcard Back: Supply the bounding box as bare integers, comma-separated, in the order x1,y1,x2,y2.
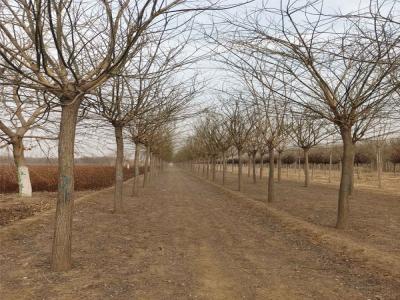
0,165,138,194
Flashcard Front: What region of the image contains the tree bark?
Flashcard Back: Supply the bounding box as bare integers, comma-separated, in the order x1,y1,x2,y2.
247,156,251,177
222,151,226,185
297,156,301,180
238,149,242,191
267,146,275,203
377,146,382,188
336,128,355,229
148,151,152,183
12,137,32,197
252,153,256,183
212,156,216,181
329,151,332,183
132,142,140,196
143,145,150,187
303,148,310,187
52,98,81,271
277,151,282,183
113,125,124,213
206,156,210,179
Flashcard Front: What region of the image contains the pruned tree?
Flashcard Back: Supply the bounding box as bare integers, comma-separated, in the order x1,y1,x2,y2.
290,110,333,187
244,125,259,184
0,0,212,271
222,95,255,191
244,68,289,203
0,78,55,196
221,0,400,227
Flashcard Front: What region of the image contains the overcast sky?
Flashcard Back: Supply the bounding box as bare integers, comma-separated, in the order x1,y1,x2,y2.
1,0,397,161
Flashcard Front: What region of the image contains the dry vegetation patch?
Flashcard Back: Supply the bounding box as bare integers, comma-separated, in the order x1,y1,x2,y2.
0,165,141,226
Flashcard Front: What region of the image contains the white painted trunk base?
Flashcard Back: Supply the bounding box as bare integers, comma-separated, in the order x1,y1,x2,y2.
18,166,32,197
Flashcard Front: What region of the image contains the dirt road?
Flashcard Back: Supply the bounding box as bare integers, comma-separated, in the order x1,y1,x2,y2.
0,167,399,299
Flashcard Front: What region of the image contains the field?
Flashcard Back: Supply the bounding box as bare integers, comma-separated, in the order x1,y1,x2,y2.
1,167,399,299
0,164,135,193
199,163,400,257
0,164,138,226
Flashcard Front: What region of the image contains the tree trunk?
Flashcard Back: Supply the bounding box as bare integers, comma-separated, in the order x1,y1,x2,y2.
132,142,140,196
148,151,152,183
113,125,124,213
212,156,216,181
297,156,301,180
377,146,382,188
336,128,355,229
222,151,226,185
277,151,282,183
238,149,242,191
247,156,251,177
143,145,150,187
259,154,264,179
52,98,81,271
206,157,210,179
12,137,32,197
329,151,332,183
303,148,310,187
252,153,256,183
267,146,275,203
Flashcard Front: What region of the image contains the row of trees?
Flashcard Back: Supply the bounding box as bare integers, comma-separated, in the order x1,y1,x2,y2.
0,0,226,271
176,0,400,230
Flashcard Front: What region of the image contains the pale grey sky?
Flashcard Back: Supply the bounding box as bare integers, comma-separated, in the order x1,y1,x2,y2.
1,0,397,160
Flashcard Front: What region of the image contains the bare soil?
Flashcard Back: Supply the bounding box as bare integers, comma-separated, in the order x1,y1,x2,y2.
0,167,399,299
0,191,90,226
210,166,400,256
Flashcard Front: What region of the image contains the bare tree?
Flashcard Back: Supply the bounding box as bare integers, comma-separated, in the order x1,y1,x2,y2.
245,128,259,184
222,96,255,191
221,0,399,227
290,110,333,187
0,0,212,271
244,70,289,203
0,78,55,196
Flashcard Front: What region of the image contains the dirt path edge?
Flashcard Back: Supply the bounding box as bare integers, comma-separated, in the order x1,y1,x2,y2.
187,170,400,281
